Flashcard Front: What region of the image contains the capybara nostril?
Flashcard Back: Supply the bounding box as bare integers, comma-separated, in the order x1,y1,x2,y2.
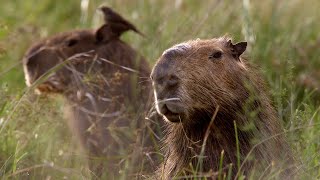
167,75,179,87
152,69,165,85
151,59,173,84
152,72,179,89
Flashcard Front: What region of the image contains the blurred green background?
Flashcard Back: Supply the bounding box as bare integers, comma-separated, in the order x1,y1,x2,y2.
0,0,319,179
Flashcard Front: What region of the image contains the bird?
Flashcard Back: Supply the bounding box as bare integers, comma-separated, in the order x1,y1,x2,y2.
99,6,145,37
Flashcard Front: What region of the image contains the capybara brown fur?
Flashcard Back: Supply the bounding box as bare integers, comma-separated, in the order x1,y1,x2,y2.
151,37,296,179
22,6,161,178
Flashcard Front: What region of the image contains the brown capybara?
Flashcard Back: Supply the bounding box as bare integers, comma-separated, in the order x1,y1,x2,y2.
22,6,161,178
151,37,296,179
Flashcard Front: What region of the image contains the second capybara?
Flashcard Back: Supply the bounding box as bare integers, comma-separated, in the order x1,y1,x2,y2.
151,37,296,179
22,6,161,178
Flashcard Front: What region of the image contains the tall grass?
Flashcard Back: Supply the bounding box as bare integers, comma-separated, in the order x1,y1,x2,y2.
0,0,319,179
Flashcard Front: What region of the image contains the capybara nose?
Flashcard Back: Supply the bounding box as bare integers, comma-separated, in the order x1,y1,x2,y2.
167,75,179,87
152,73,179,101
151,65,179,89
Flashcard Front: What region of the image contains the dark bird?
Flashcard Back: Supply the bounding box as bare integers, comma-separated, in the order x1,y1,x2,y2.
99,6,145,37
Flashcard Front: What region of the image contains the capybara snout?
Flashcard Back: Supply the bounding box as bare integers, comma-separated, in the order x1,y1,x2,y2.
24,47,59,86
151,62,183,123
23,30,98,93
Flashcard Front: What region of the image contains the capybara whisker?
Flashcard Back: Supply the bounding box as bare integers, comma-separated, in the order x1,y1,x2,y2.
156,98,181,104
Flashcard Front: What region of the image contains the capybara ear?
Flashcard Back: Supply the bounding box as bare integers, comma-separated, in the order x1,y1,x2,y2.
227,40,247,59
95,24,114,43
233,42,247,56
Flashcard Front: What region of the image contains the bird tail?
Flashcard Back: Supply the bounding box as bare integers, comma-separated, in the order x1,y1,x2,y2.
99,6,146,38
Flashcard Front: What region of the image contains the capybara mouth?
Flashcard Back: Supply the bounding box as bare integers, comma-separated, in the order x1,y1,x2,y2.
162,105,182,123
36,81,64,94
157,100,185,123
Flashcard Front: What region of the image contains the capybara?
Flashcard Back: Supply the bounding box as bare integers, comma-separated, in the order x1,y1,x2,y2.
22,6,161,178
151,37,296,179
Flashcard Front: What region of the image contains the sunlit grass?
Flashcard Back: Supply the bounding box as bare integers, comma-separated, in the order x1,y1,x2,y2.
0,0,319,179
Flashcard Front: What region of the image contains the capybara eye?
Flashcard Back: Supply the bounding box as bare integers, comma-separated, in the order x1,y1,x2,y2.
66,39,78,47
209,51,222,59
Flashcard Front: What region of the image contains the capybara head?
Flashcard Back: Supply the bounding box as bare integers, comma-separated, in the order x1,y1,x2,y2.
23,6,147,95
152,37,295,179
151,37,249,124
23,30,96,92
